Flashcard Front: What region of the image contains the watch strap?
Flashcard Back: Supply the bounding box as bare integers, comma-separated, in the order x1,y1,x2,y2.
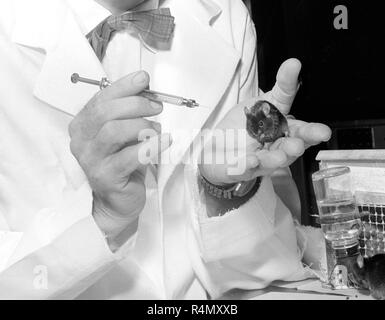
199,174,262,200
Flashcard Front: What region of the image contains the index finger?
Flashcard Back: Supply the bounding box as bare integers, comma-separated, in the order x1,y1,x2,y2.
97,71,150,102
289,120,332,147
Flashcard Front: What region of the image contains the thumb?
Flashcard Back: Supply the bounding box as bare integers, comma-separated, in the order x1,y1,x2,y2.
270,58,302,115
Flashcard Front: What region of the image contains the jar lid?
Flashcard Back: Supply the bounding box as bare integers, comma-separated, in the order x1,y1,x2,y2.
312,166,350,181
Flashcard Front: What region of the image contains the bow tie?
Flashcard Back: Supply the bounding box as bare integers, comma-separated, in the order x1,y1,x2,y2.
87,8,175,61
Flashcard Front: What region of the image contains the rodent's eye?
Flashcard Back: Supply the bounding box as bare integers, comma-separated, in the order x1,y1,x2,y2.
258,121,264,128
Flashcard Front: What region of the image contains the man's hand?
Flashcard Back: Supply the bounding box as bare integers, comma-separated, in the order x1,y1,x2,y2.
69,71,172,248
199,59,332,186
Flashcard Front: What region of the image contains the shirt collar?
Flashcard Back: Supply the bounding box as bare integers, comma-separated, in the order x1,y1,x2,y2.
66,0,160,35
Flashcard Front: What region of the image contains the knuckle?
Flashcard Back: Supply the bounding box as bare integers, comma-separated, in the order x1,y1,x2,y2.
83,100,96,115
76,147,93,169
94,101,108,119
69,100,100,139
101,121,117,140
69,139,79,157
95,121,120,150
77,154,89,171
83,97,102,119
70,137,93,164
68,119,78,138
88,165,107,187
91,91,104,105
71,142,96,173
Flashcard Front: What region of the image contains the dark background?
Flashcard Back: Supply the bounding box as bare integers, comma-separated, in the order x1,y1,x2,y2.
248,0,384,224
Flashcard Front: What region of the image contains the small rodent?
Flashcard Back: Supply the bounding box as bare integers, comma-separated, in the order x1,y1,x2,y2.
244,100,289,147
352,254,385,300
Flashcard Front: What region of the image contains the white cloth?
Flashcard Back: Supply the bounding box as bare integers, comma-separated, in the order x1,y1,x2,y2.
0,0,316,300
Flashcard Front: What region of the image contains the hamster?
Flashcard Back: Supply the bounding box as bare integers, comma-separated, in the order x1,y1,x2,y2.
244,100,289,147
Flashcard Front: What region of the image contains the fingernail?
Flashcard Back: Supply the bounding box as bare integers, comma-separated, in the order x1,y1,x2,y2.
152,122,162,133
133,71,148,85
150,101,163,111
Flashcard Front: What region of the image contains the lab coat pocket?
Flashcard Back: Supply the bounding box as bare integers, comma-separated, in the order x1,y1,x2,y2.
198,183,277,262
184,165,277,262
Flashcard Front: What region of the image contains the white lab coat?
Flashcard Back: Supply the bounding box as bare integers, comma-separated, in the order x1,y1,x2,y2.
0,0,315,300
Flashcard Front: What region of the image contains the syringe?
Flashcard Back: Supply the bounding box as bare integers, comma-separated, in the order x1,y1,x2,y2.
71,73,200,109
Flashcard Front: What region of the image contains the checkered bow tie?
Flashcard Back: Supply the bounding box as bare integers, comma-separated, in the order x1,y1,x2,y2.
87,8,175,61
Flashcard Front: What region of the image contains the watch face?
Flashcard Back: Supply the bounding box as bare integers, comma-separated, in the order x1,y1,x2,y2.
233,180,258,197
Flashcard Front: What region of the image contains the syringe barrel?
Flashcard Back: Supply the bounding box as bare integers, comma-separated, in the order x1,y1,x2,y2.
140,90,184,105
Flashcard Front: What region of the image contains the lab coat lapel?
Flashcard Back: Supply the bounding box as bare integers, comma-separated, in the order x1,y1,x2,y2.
151,0,241,192
11,0,106,117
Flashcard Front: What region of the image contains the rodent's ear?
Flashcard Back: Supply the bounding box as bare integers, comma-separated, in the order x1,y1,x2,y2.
262,103,271,117
244,106,251,116
357,255,365,269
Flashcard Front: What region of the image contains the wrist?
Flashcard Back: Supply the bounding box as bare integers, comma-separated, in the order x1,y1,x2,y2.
92,201,139,251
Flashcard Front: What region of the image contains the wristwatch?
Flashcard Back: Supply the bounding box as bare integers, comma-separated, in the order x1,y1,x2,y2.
199,174,262,200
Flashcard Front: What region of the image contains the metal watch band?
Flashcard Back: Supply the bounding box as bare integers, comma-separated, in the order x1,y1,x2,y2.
199,174,261,200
